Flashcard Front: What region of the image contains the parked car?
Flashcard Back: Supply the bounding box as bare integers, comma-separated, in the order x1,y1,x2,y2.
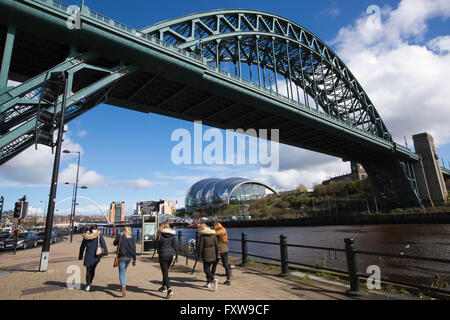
1,232,37,250
0,231,11,248
1,231,10,239
36,229,57,245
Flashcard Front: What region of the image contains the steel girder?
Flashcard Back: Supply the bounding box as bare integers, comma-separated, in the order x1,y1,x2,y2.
0,50,136,164
361,157,422,209
141,10,392,141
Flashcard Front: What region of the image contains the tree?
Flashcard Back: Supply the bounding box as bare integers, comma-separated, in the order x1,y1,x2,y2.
328,181,347,195
314,184,328,197
298,184,308,194
275,200,291,209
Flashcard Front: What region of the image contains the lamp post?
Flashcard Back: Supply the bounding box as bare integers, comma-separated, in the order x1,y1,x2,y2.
40,200,47,225
39,71,69,272
63,149,81,243
65,182,87,242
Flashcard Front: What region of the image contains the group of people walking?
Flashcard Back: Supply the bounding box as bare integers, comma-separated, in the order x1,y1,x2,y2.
78,221,232,299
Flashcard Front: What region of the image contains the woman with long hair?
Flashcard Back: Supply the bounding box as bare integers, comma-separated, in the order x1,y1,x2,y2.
113,226,136,297
198,223,219,291
78,224,108,292
211,222,232,285
155,222,177,299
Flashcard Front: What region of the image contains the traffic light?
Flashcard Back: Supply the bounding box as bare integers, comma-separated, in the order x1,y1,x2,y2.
13,202,22,218
13,201,28,219
35,71,67,150
41,72,67,104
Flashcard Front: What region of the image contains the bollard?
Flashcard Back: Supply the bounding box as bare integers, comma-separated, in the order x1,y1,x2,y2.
241,233,248,266
195,231,200,256
137,229,140,242
279,234,290,276
178,230,183,243
344,238,363,296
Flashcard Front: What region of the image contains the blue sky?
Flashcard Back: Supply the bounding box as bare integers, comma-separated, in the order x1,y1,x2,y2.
1,0,450,218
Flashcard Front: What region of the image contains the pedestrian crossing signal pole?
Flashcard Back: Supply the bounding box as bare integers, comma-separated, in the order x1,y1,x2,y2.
39,71,69,272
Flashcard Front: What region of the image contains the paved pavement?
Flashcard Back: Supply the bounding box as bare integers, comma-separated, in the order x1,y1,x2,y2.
0,234,413,300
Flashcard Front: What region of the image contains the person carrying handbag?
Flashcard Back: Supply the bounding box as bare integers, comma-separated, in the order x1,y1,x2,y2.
79,224,108,292
113,226,136,297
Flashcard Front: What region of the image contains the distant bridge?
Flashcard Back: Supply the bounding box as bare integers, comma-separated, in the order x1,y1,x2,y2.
0,0,448,208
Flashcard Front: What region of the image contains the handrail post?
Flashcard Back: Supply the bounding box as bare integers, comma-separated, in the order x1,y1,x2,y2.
344,238,364,296
195,231,200,256
279,234,290,276
178,230,183,251
241,233,248,266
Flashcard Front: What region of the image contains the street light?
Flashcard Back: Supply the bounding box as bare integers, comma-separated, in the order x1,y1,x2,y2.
40,200,47,225
63,149,81,243
39,71,69,272
63,150,86,242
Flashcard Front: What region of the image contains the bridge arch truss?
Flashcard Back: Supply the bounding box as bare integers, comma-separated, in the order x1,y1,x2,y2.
141,10,392,141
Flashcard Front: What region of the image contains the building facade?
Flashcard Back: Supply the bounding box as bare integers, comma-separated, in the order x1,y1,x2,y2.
185,177,277,213
135,200,178,216
109,201,125,223
322,161,368,185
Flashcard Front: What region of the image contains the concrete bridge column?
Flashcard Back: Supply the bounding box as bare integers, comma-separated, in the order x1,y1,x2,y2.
413,133,448,204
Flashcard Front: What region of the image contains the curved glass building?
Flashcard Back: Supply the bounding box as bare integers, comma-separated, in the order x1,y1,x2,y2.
185,177,277,212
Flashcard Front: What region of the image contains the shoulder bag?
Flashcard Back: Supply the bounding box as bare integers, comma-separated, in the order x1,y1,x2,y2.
96,235,107,259
113,234,123,268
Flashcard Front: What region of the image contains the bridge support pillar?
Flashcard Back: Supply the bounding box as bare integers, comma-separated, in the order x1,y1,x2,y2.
412,158,434,207
0,24,16,89
413,133,448,204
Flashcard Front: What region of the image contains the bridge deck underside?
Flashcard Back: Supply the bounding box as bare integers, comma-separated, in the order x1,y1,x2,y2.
107,70,388,162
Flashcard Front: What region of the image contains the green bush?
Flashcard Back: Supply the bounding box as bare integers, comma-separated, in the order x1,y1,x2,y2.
275,200,291,209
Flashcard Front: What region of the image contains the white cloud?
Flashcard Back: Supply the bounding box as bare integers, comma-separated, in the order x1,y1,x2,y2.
427,35,450,54
332,0,450,147
0,135,84,186
109,178,157,190
319,2,342,19
59,163,108,187
77,130,88,138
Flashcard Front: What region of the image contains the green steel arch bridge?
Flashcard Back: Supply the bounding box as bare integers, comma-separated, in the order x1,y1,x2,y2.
0,0,443,209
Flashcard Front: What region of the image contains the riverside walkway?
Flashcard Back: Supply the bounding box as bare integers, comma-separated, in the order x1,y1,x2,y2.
0,234,413,300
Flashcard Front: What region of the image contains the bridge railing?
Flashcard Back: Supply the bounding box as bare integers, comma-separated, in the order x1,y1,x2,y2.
31,0,397,146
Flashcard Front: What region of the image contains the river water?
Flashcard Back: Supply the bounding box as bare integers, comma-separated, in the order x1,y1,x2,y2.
175,224,450,289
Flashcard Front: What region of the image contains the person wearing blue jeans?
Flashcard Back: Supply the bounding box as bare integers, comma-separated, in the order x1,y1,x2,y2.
114,226,136,297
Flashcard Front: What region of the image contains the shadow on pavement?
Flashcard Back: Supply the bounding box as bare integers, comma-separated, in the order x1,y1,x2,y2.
43,281,164,299
150,276,209,290
104,283,162,299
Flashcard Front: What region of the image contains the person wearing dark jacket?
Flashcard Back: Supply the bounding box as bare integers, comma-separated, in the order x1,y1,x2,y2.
113,226,136,297
155,222,177,299
78,224,108,292
198,224,220,291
